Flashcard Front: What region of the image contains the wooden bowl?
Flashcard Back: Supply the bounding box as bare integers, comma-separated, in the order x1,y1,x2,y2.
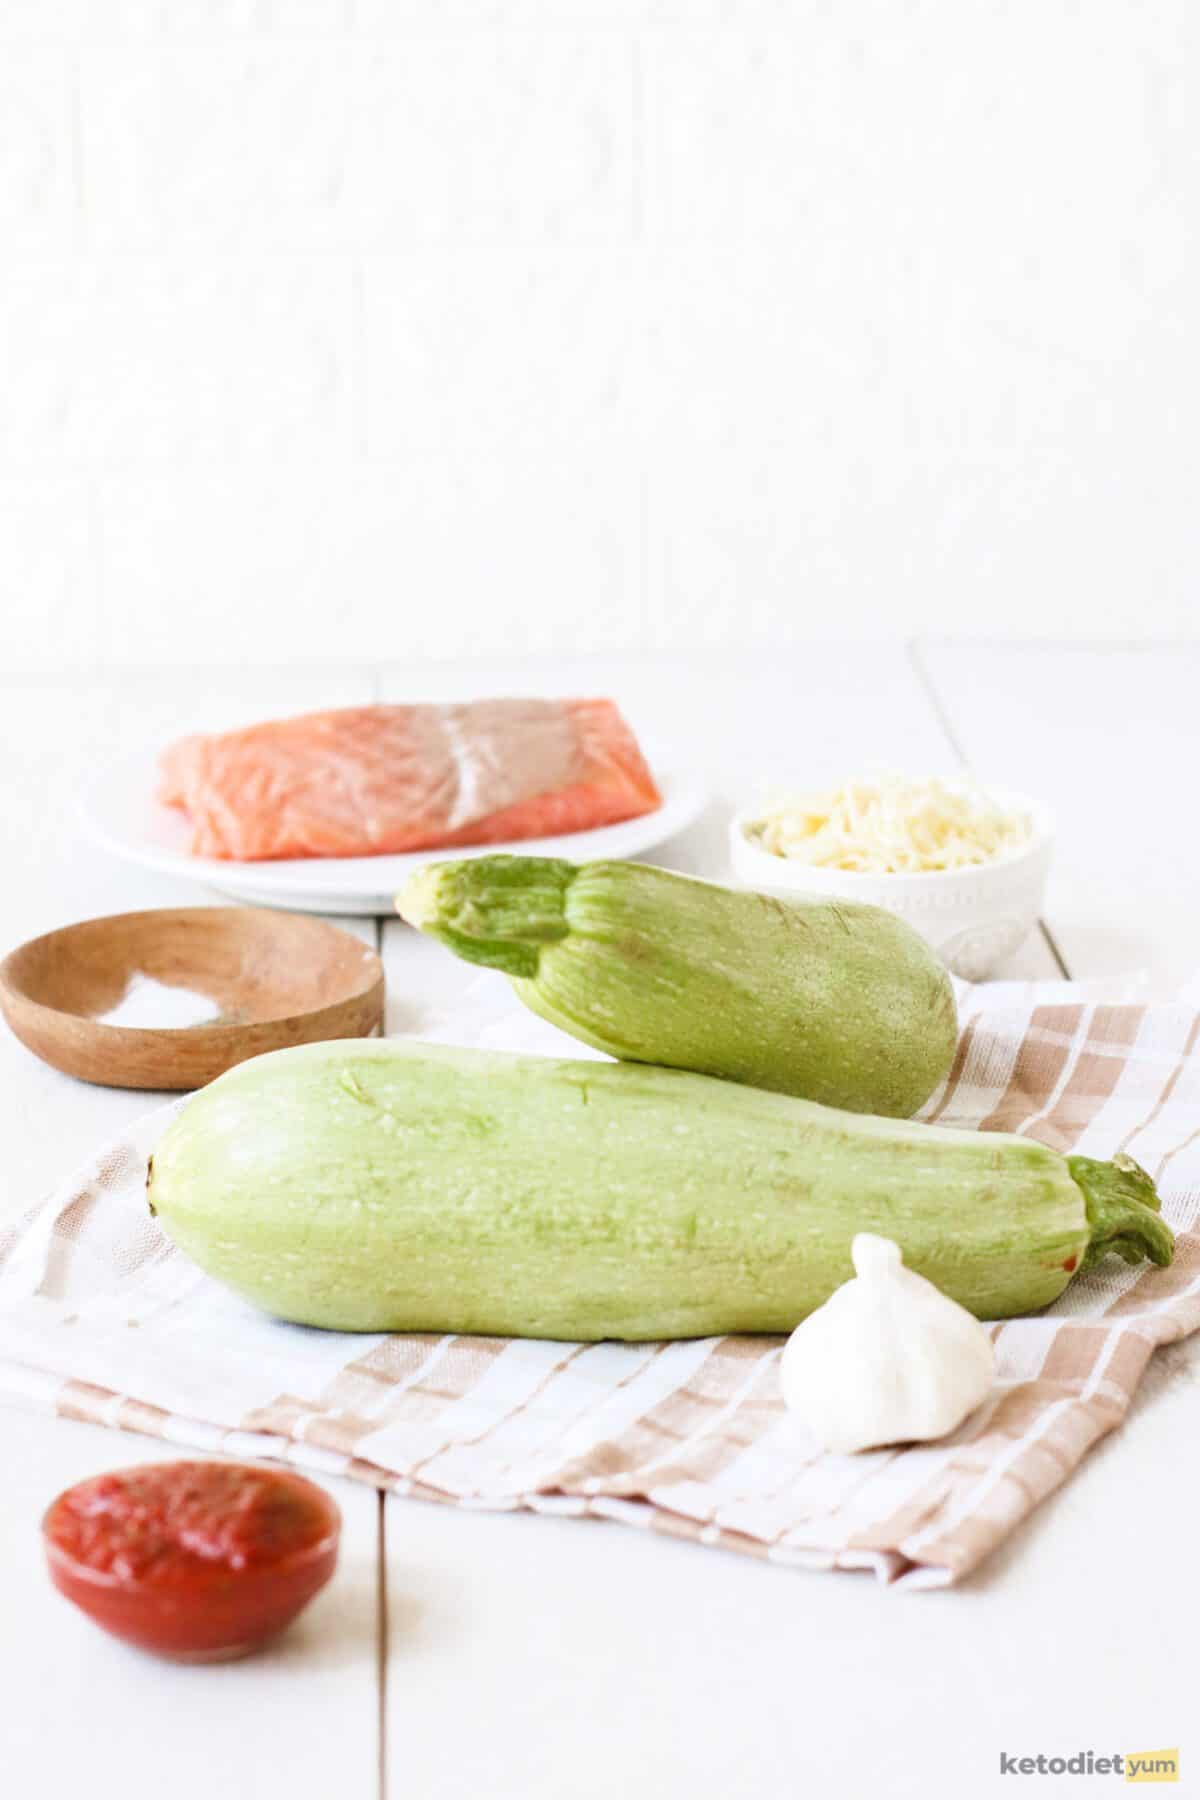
0,908,384,1090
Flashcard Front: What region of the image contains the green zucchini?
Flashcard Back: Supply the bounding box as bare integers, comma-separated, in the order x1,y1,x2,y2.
146,1039,1172,1340
398,856,958,1118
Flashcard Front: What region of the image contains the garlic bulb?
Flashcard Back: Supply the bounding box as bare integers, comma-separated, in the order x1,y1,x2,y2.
779,1233,995,1454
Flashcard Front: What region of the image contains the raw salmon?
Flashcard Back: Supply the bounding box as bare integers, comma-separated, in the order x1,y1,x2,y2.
159,698,662,862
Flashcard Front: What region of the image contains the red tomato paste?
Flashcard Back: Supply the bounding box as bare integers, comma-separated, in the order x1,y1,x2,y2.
43,1461,340,1662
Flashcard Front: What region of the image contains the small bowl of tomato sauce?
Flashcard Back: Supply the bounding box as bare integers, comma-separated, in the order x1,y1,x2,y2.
43,1460,341,1663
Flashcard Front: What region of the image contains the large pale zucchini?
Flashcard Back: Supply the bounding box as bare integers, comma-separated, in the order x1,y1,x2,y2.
146,1040,1172,1340
399,856,958,1118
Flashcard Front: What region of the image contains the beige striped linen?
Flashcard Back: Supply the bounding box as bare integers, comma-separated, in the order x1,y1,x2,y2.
2,973,1198,1588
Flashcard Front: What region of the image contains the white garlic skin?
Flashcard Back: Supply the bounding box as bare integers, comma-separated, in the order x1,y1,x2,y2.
779,1233,995,1455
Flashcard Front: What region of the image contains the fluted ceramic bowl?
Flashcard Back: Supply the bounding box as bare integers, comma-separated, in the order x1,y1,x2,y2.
729,788,1053,981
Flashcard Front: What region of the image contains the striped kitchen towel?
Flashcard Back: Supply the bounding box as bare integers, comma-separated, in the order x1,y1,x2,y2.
0,979,1197,1589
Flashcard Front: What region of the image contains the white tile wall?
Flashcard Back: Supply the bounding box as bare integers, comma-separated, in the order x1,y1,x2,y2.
0,50,77,249
365,252,643,451
0,2,1194,671
0,477,100,659
0,259,354,463
97,460,641,662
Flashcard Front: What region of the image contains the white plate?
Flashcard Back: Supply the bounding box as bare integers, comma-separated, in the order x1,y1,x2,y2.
80,745,710,915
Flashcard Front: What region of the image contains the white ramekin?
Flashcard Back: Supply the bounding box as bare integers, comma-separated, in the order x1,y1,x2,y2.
729,789,1054,981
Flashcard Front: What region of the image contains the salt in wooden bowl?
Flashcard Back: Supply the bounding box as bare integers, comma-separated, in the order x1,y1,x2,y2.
0,907,384,1090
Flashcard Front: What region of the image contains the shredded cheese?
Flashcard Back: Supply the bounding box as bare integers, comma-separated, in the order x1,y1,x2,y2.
746,773,1034,875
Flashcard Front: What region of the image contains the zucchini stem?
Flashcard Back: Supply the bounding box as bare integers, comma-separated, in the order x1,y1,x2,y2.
398,855,575,980
1069,1153,1175,1271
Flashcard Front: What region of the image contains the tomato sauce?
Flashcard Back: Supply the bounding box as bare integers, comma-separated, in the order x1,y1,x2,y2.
43,1461,340,1662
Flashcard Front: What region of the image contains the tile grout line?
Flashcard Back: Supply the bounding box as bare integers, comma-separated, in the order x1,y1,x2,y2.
906,638,1072,981
905,636,968,763
352,258,369,463
68,51,86,238
630,33,646,248
1036,918,1071,981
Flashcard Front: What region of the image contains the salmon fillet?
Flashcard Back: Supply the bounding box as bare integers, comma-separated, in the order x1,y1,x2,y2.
159,698,662,862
